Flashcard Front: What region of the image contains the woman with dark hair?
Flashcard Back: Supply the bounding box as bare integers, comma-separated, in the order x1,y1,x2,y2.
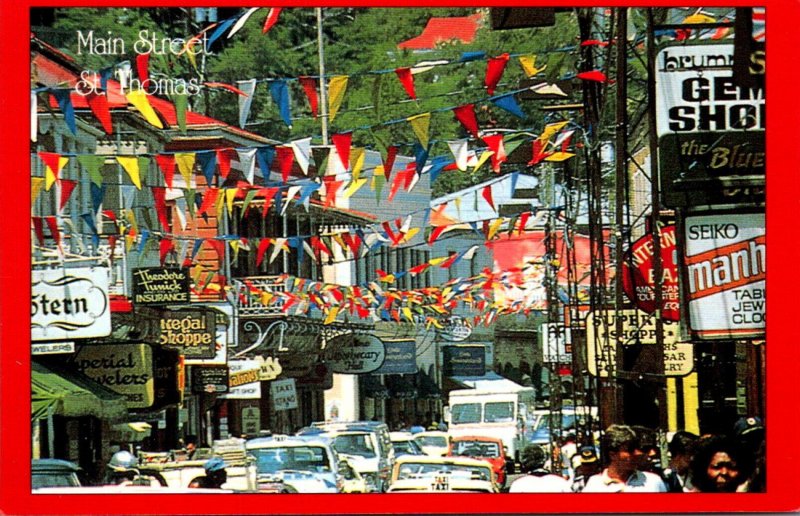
689,436,750,493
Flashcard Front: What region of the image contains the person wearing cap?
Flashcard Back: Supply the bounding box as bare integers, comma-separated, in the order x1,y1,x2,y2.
508,444,572,493
583,424,667,492
189,456,228,489
570,445,601,492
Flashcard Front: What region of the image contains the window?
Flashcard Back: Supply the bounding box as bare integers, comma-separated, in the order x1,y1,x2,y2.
484,402,514,423
450,403,481,424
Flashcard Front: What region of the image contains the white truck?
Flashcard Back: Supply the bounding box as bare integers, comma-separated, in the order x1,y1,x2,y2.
444,384,536,465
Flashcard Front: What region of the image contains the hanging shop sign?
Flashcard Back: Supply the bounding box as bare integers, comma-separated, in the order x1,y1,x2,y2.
684,213,765,339
585,309,691,377
271,379,298,411
159,309,217,358
32,267,111,341
184,305,230,366
442,345,486,377
241,406,261,435
223,359,261,400
191,365,229,395
151,345,182,409
374,339,417,375
131,267,190,305
656,42,765,208
436,316,473,342
621,225,680,321
256,356,283,381
71,343,155,409
32,341,75,355
540,323,572,364
324,334,386,374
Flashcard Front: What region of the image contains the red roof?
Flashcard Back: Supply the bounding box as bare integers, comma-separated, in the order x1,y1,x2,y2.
398,13,483,50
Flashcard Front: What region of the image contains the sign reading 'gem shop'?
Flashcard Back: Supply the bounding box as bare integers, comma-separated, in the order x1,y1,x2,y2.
132,268,190,305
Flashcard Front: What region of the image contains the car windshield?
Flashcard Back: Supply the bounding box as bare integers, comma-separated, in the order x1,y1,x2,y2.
396,462,492,482
393,440,423,455
331,433,376,458
535,413,579,431
484,402,514,423
32,472,80,489
415,435,448,448
450,403,481,424
250,446,331,474
452,440,501,458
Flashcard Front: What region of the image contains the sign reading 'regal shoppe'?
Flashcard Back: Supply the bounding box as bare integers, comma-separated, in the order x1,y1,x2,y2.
132,268,190,305
159,310,216,358
32,267,111,341
685,213,765,338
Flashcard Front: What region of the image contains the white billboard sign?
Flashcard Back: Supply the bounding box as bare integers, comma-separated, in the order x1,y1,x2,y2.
685,213,765,338
656,43,764,136
31,267,111,341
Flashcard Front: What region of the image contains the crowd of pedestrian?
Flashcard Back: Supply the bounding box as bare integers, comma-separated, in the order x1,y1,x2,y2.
510,416,765,493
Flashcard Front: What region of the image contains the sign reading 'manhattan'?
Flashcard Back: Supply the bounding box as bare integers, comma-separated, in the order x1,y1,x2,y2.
132,268,190,305
32,267,111,341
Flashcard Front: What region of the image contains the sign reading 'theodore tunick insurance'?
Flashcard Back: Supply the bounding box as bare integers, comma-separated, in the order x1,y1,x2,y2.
32,267,111,341
132,268,190,305
656,43,765,208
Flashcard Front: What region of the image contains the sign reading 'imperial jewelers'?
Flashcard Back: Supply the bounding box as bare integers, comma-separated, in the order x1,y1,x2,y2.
132,268,190,305
32,267,111,341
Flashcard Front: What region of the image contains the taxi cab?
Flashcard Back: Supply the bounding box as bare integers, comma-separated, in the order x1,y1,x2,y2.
386,455,499,493
447,435,509,488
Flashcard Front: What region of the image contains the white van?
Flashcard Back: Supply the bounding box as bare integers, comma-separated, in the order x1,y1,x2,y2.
444,386,536,464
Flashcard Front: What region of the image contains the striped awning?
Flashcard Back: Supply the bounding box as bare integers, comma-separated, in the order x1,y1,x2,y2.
31,361,127,421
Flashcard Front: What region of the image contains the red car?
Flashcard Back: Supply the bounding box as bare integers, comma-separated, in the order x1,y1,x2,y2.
447,435,508,487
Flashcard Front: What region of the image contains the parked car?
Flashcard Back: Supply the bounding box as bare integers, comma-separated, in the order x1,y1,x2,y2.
389,431,425,457
448,435,509,487
31,459,82,489
387,455,498,493
246,434,365,493
302,421,395,492
412,431,451,457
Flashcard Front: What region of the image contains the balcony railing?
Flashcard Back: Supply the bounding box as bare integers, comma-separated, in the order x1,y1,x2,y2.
232,276,288,316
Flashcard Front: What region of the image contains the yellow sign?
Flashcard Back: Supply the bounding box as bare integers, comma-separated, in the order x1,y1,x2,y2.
229,368,260,388
73,343,154,408
585,309,693,377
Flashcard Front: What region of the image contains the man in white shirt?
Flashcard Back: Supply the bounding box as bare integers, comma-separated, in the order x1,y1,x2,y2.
509,444,572,493
583,424,667,493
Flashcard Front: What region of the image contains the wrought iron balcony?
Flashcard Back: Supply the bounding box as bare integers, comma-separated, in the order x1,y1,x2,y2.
232,276,288,316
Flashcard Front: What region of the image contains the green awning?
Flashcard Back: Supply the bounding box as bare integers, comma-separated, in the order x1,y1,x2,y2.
32,361,128,421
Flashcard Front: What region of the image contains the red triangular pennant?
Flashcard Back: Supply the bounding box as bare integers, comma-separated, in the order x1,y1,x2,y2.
331,132,352,170
44,216,60,250
38,152,63,180
151,186,169,231
155,154,176,188
453,104,479,138
394,67,416,100
259,187,279,217
32,217,45,246
384,145,398,179
323,178,344,208
198,187,220,217
216,148,237,179
256,238,272,267
207,238,225,259
59,179,78,213
485,53,510,95
298,76,319,117
159,238,174,266
481,134,507,173
276,146,294,183
262,7,282,33
577,70,609,83
481,185,495,211
86,92,113,134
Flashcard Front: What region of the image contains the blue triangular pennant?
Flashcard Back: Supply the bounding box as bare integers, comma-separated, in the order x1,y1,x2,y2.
269,80,292,128
52,89,76,134
256,146,275,175
195,150,217,186
491,94,526,119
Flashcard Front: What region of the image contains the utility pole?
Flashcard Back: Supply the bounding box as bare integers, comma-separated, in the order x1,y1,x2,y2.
316,8,329,145
646,8,669,432
613,7,628,425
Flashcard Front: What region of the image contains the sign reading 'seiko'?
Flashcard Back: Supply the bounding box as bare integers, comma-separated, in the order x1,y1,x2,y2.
684,213,765,338
32,267,111,341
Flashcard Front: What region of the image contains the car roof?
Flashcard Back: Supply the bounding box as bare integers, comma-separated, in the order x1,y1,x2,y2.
450,435,504,444
413,431,449,438
246,435,332,449
31,459,81,472
394,455,490,468
389,431,414,441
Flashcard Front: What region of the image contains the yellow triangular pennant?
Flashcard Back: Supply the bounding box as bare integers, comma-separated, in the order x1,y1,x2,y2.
351,147,366,181
32,177,45,204
544,152,576,162
328,75,349,123
538,121,569,144
343,178,367,199
487,218,504,240
225,188,238,214
175,153,196,186
407,112,431,149
125,90,164,129
116,156,142,189
45,157,69,191
324,306,340,324
519,54,546,77
473,150,494,172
